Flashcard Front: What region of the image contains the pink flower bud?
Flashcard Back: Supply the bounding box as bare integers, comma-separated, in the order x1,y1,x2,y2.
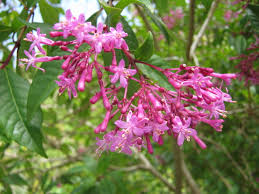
137,103,145,120
147,93,163,111
168,78,181,89
90,92,102,104
193,135,206,149
100,111,111,132
85,63,93,82
78,68,87,92
158,136,163,145
146,136,153,154
50,31,63,37
62,57,71,70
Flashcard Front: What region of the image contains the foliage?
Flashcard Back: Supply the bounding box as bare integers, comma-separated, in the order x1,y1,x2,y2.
0,0,258,193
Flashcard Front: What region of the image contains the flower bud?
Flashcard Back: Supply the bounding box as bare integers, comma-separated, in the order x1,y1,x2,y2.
147,93,163,111
193,135,207,149
90,92,102,104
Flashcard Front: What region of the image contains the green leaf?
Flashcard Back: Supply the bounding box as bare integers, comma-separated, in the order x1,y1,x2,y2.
142,6,170,44
39,0,59,25
2,174,27,186
134,31,154,61
99,0,122,26
18,18,53,34
27,0,40,8
234,36,247,54
120,17,139,51
247,4,259,33
0,25,13,42
87,10,102,26
27,60,62,121
136,61,174,90
0,69,47,157
154,0,169,13
102,49,128,66
116,0,152,11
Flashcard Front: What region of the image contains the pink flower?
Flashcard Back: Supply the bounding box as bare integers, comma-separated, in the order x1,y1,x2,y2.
20,50,49,71
110,59,136,88
115,110,148,137
25,28,54,55
146,121,169,143
56,75,77,99
224,10,233,22
109,23,128,50
172,116,197,146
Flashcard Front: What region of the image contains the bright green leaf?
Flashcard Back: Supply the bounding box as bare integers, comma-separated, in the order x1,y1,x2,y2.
120,17,139,51
87,9,103,26
0,25,13,42
134,31,154,61
115,0,152,11
99,0,122,26
142,6,170,44
27,60,62,121
39,0,59,25
234,36,247,54
0,69,47,157
247,4,259,33
2,174,27,186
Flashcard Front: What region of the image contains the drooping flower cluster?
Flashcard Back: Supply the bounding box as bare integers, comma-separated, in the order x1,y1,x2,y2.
223,0,250,22
230,36,259,86
162,8,184,29
21,9,236,155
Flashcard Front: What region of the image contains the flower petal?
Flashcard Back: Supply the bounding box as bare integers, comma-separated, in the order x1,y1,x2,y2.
115,120,128,129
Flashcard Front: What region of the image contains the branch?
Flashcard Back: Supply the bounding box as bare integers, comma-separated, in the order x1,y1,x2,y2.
181,159,201,194
0,6,36,69
134,4,159,51
110,164,145,172
172,140,183,194
189,0,221,58
201,136,248,179
132,148,175,191
186,0,196,61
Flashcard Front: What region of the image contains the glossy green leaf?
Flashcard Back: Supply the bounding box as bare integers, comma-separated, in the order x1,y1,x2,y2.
234,36,247,54
247,4,259,33
120,17,139,51
115,0,152,11
154,0,169,13
27,60,62,121
18,18,53,34
39,0,59,25
142,6,170,44
136,57,174,91
99,0,122,26
86,9,102,26
134,31,154,61
0,69,46,157
0,24,13,42
2,174,27,186
26,0,40,8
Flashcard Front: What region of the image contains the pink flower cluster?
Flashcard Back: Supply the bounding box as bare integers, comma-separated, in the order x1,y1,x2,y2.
162,8,184,29
21,9,236,155
224,0,250,22
230,36,259,86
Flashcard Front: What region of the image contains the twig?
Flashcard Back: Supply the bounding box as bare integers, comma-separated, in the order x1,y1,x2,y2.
134,4,159,51
132,147,175,191
202,136,247,179
186,0,196,61
172,140,183,194
189,0,221,58
0,6,36,69
110,164,145,172
181,159,201,194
